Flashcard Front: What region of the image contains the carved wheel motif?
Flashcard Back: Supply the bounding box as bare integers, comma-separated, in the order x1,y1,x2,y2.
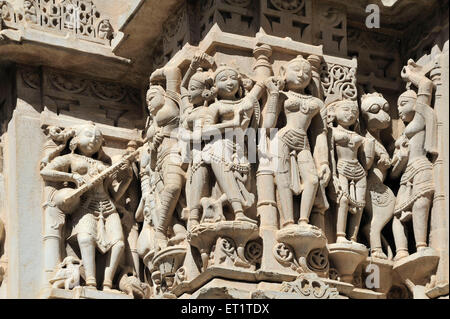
21,69,40,89
245,240,262,264
273,242,294,264
270,0,304,13
90,81,127,101
48,73,88,94
319,6,345,28
306,248,329,271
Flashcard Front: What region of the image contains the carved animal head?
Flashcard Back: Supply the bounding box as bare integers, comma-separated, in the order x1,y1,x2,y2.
360,92,391,130
60,256,82,269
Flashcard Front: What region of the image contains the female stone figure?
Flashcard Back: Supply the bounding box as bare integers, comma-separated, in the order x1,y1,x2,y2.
328,97,374,243
391,60,437,261
40,122,132,290
262,55,330,229
360,92,396,259
198,64,266,224
178,52,217,230
143,66,187,249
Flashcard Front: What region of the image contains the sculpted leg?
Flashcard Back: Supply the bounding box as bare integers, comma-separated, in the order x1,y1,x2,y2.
103,240,125,290
104,213,125,290
348,177,366,242
412,195,432,251
392,216,409,260
188,165,209,230
127,227,140,277
77,233,96,287
210,162,254,222
274,171,294,227
297,150,319,226
156,166,183,248
336,176,350,243
274,143,295,228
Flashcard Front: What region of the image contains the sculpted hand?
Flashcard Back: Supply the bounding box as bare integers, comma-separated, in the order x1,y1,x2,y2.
191,51,206,69
377,154,391,169
153,131,165,146
119,159,132,171
318,164,331,186
72,173,86,188
264,76,283,94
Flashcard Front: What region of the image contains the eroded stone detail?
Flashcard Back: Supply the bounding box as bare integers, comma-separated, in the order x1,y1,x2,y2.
0,0,114,45
0,1,441,300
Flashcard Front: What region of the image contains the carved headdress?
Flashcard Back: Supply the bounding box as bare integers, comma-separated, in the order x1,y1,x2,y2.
325,92,360,131
190,67,216,101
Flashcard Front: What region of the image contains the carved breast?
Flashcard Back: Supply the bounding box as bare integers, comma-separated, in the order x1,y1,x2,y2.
284,92,319,115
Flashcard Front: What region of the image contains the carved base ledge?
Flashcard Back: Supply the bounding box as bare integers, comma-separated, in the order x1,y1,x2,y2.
187,220,259,271
177,275,386,299
328,242,369,283
393,247,440,287
275,224,329,276
40,286,133,299
172,265,299,297
362,257,394,294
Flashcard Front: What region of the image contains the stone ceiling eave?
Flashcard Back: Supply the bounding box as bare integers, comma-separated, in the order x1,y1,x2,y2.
0,35,145,88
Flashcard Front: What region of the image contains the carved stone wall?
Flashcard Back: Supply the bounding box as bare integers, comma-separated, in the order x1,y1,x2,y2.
0,0,448,300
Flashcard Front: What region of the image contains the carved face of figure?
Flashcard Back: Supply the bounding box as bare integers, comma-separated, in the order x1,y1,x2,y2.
397,95,415,123
284,59,311,91
361,95,391,130
334,100,359,127
188,79,205,105
215,69,239,99
23,1,32,9
76,125,103,156
146,86,165,115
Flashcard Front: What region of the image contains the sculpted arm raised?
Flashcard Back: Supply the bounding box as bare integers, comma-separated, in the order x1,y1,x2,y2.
261,76,283,129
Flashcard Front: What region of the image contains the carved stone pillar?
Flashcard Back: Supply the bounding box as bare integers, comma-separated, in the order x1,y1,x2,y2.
428,48,449,296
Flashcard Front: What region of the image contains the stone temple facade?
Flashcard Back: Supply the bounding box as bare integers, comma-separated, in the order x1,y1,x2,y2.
0,0,448,299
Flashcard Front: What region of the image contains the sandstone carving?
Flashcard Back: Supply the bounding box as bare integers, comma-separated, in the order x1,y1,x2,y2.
0,0,448,300
40,122,139,292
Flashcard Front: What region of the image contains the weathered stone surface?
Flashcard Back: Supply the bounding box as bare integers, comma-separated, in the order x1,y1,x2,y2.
0,0,448,300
